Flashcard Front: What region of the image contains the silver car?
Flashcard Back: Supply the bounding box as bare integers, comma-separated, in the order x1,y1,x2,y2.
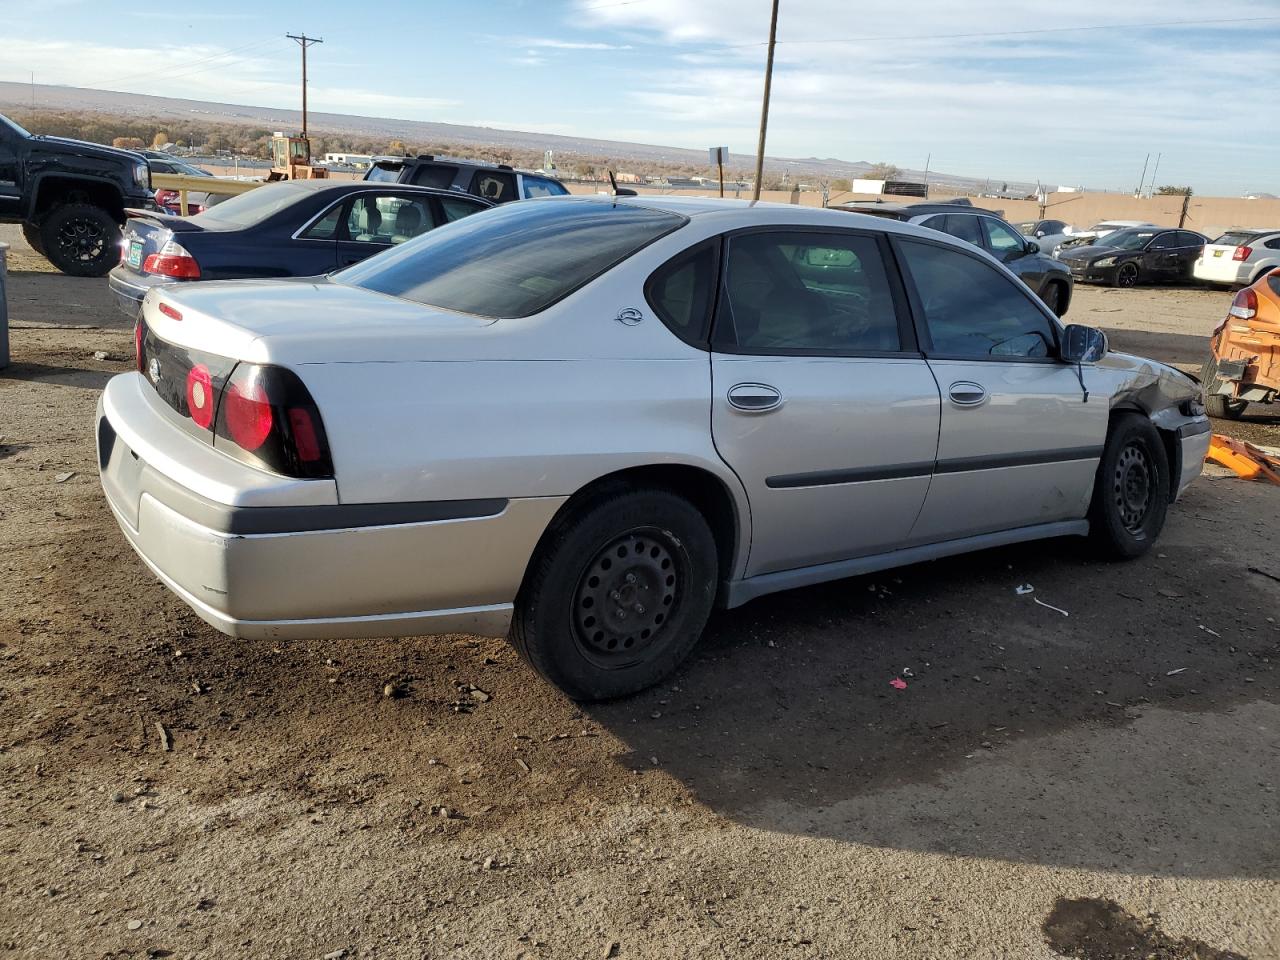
96,197,1211,700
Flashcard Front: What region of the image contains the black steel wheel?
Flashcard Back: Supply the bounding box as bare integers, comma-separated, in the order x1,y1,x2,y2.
511,487,718,701
1113,261,1140,288
1088,413,1170,559
39,203,121,277
572,527,684,668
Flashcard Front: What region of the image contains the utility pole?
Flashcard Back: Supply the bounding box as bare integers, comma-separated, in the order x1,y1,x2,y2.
1147,153,1162,199
1178,189,1191,227
752,0,780,202
30,72,35,110
1136,153,1149,198
286,33,324,141
922,152,931,198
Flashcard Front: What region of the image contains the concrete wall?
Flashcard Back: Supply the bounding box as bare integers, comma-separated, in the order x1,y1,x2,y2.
565,183,1280,238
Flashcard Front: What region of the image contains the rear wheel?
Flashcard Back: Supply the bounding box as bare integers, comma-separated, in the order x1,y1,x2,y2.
1199,356,1248,420
39,203,121,277
21,222,45,255
1088,413,1170,559
1113,261,1140,288
511,488,717,701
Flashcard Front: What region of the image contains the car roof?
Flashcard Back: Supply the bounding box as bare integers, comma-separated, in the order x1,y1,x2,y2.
272,179,492,202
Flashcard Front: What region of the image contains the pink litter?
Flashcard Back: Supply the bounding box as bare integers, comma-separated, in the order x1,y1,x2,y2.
889,678,908,690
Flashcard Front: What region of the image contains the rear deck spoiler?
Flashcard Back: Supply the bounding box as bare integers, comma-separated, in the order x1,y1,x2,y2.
123,208,205,232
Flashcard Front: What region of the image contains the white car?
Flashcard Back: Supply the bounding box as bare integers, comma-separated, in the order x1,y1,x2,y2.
1193,228,1280,288
1054,220,1158,257
96,197,1210,700
1016,218,1074,253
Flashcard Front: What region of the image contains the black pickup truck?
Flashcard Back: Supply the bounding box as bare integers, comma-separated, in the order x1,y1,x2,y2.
0,113,154,276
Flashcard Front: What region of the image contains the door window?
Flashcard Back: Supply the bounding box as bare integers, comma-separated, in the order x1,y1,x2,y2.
982,218,1027,258
1174,231,1204,249
344,194,435,244
469,170,518,203
940,214,984,247
410,164,457,189
523,176,568,198
1147,232,1176,250
438,196,484,223
899,239,1056,359
300,201,344,240
718,232,901,353
645,239,718,345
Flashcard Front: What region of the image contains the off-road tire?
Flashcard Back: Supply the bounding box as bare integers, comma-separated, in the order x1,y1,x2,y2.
511,488,717,701
1088,413,1170,560
39,203,121,277
1199,356,1248,420
21,222,45,256
1112,261,1140,288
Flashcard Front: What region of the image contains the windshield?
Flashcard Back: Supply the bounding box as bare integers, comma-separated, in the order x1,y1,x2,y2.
1087,222,1126,233
1015,222,1037,234
191,182,308,227
335,200,686,318
172,161,213,177
1102,229,1157,251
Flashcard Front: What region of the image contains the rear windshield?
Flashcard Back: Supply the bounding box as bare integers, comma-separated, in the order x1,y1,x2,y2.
192,183,308,227
365,163,403,183
1211,231,1264,246
334,200,687,318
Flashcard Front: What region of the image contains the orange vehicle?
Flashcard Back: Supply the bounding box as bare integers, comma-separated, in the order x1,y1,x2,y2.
1201,267,1280,419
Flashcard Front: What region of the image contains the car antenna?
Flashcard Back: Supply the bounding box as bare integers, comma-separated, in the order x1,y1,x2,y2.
607,169,619,206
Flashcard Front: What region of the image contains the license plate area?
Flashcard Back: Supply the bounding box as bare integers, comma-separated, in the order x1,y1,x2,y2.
99,417,144,529
1213,249,1224,258
1217,358,1250,381
126,239,143,269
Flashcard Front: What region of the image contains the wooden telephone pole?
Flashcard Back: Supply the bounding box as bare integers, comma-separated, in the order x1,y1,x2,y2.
286,33,323,140
752,0,780,202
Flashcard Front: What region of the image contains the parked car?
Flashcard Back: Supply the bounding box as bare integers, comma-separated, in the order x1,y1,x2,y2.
0,111,153,276
364,154,569,204
1193,228,1280,289
1057,227,1208,287
1016,218,1073,253
97,197,1210,700
1200,266,1280,419
107,180,491,316
1053,220,1158,256
141,152,220,215
833,200,1073,315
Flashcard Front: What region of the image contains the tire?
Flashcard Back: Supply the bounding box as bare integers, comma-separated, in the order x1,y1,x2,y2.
1199,356,1248,420
21,222,45,255
1040,281,1064,317
511,487,718,701
1112,261,1140,288
39,203,121,277
1088,413,1170,560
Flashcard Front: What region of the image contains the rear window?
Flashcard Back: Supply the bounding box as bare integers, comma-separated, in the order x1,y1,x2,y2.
335,200,686,318
191,183,309,227
1211,231,1264,246
365,162,403,183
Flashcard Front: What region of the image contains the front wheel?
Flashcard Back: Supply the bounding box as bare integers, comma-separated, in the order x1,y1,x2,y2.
1088,414,1170,560
1040,281,1064,316
511,488,718,701
1113,261,1140,288
21,222,45,256
39,203,121,277
1199,356,1248,420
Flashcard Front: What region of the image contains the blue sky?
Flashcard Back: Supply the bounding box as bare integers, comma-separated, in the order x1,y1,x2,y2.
2,0,1278,194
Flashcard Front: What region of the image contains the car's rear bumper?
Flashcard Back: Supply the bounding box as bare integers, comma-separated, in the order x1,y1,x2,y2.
1193,258,1250,285
96,374,564,640
107,266,159,318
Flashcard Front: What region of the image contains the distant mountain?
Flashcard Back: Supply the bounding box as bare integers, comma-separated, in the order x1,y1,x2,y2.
0,81,1032,192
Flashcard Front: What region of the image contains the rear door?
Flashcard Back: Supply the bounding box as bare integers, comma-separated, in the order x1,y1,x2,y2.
333,191,437,267
709,227,941,576
1143,231,1182,281
894,236,1107,542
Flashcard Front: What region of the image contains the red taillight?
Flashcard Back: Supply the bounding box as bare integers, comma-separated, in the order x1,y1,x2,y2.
185,363,215,429
143,239,200,279
1232,246,1252,261
1230,288,1258,320
287,408,322,462
134,319,145,372
224,378,274,452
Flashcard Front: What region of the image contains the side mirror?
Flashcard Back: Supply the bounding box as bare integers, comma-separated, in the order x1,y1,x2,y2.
1061,323,1108,363
1025,240,1040,256
1035,231,1046,238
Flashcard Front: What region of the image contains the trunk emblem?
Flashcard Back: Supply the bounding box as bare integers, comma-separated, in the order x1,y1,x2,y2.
148,358,160,383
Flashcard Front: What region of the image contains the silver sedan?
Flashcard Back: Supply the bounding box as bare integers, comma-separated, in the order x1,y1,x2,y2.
96,196,1211,700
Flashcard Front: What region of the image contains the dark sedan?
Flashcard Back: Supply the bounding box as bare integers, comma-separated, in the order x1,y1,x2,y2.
107,180,492,316
1058,227,1208,287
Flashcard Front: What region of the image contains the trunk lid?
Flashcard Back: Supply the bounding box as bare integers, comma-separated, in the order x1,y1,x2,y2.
140,277,497,364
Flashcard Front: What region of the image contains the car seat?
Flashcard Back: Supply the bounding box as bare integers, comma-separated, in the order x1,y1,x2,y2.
353,204,383,242
391,205,424,244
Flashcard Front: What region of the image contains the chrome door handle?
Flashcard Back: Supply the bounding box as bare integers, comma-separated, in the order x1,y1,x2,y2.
948,381,988,406
727,382,783,412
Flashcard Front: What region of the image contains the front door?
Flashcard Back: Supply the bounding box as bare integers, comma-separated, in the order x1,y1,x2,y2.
894,236,1109,543
0,122,21,218
709,228,941,577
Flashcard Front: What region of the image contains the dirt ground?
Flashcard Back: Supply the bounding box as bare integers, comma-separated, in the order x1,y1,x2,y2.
1,225,1278,960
